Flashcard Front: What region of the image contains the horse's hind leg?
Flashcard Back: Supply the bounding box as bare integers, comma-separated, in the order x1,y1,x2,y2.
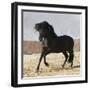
68,50,74,68
62,51,68,68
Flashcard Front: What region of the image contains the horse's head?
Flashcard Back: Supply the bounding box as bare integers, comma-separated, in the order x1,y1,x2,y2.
35,21,55,38
35,21,49,36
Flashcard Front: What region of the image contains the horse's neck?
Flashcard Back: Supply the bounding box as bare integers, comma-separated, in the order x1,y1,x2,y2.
44,36,54,43
50,31,57,38
47,33,57,40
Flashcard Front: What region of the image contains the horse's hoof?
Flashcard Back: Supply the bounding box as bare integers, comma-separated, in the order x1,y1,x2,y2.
45,63,49,67
62,65,64,68
36,67,39,73
35,69,38,73
71,64,73,68
36,69,39,73
69,65,73,69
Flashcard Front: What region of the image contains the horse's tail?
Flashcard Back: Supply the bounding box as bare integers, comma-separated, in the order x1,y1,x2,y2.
68,50,74,63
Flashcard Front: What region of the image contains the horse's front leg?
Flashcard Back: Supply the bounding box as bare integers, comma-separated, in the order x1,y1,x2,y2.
43,50,50,67
36,51,44,72
44,55,49,67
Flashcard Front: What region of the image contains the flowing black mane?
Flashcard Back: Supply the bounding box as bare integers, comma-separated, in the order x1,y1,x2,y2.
46,24,57,38
35,21,74,72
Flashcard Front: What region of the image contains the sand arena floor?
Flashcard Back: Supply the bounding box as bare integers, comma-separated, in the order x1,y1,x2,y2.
23,52,80,78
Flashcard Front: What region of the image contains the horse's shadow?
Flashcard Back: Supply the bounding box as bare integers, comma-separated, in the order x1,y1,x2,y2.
72,65,80,68
36,65,80,75
48,64,80,71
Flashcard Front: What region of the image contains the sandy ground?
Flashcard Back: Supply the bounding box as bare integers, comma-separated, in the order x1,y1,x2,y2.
23,52,80,78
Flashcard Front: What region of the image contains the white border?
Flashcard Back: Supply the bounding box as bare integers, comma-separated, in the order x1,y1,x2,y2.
18,5,86,84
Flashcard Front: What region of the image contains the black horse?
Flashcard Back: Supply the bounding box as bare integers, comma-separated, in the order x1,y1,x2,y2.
35,21,74,72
